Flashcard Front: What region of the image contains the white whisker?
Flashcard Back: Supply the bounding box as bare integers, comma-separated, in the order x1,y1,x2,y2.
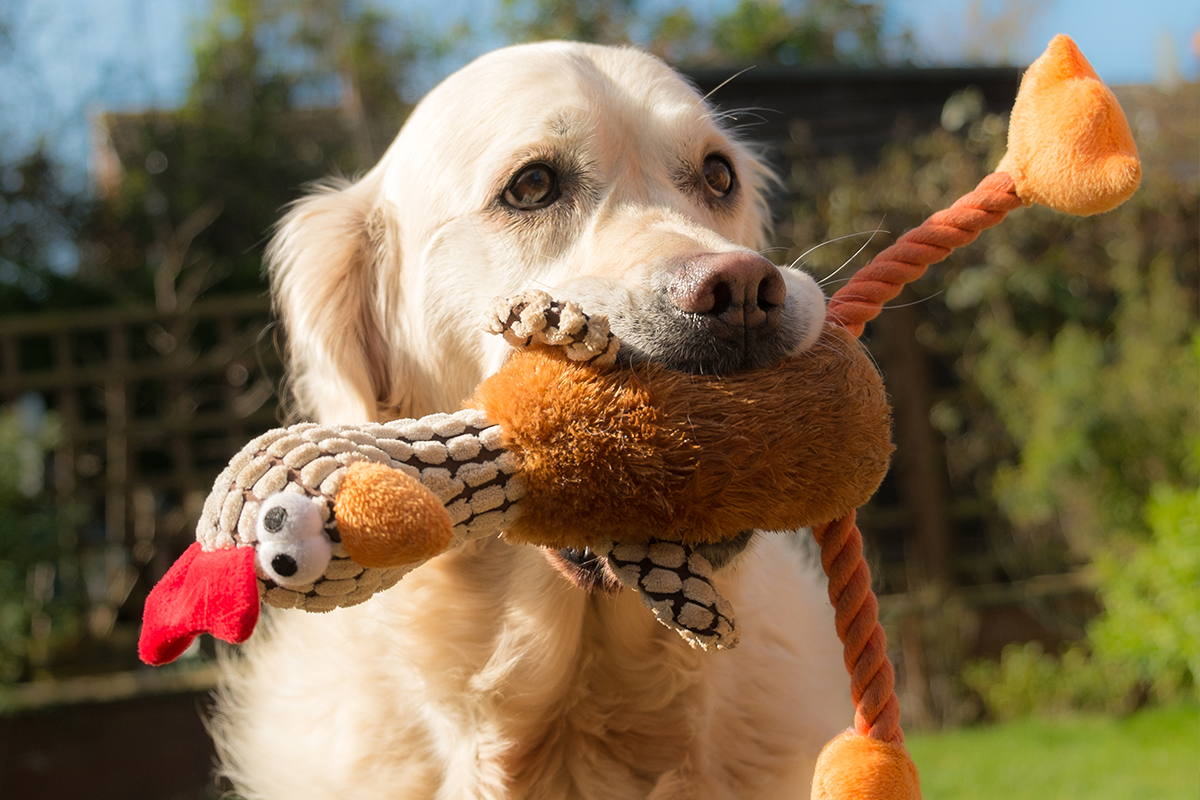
878,291,944,310
702,66,756,104
779,227,888,276
813,222,887,286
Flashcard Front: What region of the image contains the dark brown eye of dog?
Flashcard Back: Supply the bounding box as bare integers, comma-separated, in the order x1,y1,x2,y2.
504,163,559,210
702,155,734,197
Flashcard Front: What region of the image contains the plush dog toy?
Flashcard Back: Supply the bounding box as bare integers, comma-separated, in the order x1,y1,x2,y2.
140,35,1138,800
140,297,894,660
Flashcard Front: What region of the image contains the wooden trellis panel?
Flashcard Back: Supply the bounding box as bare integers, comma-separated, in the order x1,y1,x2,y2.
0,294,280,664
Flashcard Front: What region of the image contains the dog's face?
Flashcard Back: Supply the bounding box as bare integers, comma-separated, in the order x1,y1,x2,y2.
271,40,826,427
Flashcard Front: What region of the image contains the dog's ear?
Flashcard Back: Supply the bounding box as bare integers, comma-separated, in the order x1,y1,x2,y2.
268,177,396,423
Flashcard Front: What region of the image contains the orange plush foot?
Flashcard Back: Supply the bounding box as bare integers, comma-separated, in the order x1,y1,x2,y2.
335,461,455,567
811,731,922,800
997,34,1140,216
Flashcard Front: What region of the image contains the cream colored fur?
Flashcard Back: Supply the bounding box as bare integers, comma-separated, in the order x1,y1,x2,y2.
212,41,851,799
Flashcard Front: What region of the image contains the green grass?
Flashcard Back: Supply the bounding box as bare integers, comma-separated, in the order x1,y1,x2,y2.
906,705,1200,799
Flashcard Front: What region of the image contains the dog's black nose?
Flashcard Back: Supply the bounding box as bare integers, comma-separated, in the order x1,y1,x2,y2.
668,252,786,334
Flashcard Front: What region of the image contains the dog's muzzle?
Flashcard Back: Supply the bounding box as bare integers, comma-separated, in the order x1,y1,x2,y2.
611,251,803,375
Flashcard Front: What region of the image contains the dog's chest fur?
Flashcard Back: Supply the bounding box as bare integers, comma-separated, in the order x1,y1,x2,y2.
215,536,842,800
390,540,708,796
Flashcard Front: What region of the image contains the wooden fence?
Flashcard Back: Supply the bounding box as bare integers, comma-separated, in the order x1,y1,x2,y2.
0,294,281,672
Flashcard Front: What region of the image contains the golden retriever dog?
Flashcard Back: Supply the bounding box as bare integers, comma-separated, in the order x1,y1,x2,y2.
213,41,852,799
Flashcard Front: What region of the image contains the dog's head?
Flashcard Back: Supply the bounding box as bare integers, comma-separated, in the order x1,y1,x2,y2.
270,41,826,425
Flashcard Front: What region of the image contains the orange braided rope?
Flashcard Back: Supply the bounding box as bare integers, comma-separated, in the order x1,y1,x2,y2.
817,170,1022,745
813,513,903,743
827,172,1022,338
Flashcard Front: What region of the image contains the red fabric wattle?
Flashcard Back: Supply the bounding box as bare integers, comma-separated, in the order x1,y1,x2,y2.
138,542,260,666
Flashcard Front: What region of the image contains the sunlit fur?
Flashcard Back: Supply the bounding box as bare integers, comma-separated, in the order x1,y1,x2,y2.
212,41,850,799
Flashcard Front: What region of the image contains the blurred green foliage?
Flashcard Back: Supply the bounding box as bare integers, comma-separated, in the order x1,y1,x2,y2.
84,0,442,310
779,81,1198,720
965,220,1198,561
500,0,905,66
949,82,1198,716
966,472,1199,718
0,402,83,684
703,0,889,65
0,150,110,314
964,642,1141,721
1,0,450,315
1092,475,1200,702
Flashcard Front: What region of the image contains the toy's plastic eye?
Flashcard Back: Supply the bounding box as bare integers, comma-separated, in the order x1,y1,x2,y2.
254,493,331,587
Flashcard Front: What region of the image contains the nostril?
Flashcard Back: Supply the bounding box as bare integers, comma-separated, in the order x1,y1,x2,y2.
669,251,787,326
757,272,786,311
710,281,733,317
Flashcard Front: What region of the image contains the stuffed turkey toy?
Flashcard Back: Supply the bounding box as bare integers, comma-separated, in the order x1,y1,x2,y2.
140,36,1139,800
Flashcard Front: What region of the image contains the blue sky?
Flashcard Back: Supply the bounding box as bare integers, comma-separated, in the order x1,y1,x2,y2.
890,0,1197,84
2,0,1196,177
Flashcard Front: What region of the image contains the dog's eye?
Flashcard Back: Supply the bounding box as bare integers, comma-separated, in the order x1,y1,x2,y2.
702,155,734,198
504,163,559,210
